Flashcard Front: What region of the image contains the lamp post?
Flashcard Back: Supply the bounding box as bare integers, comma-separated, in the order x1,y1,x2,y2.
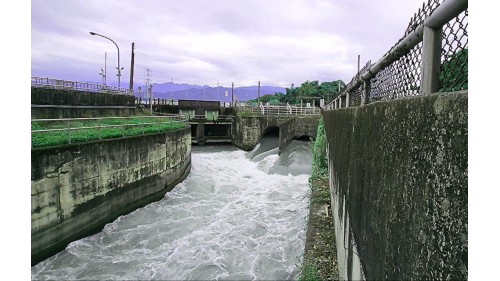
90,32,123,88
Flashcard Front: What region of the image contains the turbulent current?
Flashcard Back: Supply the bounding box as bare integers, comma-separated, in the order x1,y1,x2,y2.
31,135,313,280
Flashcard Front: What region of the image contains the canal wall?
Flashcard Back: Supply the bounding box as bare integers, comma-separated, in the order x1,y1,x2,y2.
233,116,319,152
31,87,136,119
31,127,191,265
322,90,468,280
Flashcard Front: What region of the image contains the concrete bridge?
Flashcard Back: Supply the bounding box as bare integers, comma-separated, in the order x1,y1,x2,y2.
231,115,319,154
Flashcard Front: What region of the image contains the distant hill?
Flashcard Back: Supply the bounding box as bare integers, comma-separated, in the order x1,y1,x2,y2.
136,82,285,102
80,81,285,101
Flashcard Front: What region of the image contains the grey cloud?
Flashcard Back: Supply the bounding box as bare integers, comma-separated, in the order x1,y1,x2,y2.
32,0,429,88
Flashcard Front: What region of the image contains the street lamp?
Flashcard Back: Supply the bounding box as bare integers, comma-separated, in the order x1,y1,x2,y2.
90,32,123,88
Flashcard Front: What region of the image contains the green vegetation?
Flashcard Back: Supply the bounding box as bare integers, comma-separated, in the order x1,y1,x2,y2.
244,80,346,105
299,118,338,281
236,108,259,117
299,261,321,281
310,119,328,181
440,48,468,92
31,116,186,148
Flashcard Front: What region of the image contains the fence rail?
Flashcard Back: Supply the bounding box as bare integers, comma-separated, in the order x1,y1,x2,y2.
324,0,467,111
238,103,320,116
31,76,134,95
31,115,189,148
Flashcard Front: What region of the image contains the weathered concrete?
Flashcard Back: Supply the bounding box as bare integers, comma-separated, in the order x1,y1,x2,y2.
232,116,291,151
278,118,296,154
31,87,135,119
232,116,319,152
322,90,467,280
31,127,191,265
278,117,319,154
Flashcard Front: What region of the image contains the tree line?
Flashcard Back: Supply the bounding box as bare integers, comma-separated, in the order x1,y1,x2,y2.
245,80,346,105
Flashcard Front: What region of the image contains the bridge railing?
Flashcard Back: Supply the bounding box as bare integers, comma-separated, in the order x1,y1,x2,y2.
237,103,320,116
31,76,134,95
135,97,179,105
324,0,468,111
31,114,189,148
189,115,233,121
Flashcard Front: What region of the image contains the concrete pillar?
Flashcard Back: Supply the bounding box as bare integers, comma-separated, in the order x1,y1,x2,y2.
197,122,205,145
421,25,442,95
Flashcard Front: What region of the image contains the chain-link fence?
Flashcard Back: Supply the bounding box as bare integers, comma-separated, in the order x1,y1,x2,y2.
347,61,371,107
440,8,468,92
325,0,468,110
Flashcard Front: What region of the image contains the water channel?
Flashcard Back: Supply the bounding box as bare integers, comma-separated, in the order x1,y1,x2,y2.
31,133,313,280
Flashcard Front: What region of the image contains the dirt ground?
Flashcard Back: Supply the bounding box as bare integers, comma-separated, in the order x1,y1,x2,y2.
300,177,338,281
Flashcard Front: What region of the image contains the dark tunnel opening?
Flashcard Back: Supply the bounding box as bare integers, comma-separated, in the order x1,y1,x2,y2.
294,135,314,142
261,126,280,138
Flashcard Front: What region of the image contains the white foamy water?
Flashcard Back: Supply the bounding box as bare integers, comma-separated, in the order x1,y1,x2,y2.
31,140,311,280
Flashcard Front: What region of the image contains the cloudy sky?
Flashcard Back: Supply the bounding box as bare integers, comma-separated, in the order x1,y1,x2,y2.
31,0,428,88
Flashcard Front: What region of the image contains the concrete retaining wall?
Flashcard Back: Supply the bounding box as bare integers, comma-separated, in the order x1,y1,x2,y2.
232,116,291,150
232,116,318,151
31,87,136,119
278,118,296,154
31,127,191,265
322,91,468,280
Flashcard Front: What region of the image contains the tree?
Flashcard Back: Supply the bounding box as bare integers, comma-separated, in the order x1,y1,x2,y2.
440,48,468,92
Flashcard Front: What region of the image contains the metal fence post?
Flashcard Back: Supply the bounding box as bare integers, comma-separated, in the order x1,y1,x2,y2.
421,25,443,95
67,120,71,144
362,79,371,105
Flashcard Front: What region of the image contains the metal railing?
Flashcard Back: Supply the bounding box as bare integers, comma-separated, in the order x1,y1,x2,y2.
31,114,189,148
31,76,134,95
135,97,179,105
188,115,233,122
238,103,320,116
324,0,467,111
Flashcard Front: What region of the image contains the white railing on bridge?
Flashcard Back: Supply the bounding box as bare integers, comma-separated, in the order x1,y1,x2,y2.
31,76,134,95
238,103,320,116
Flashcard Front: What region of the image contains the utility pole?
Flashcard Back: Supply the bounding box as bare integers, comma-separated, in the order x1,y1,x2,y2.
144,68,152,104
258,81,260,104
129,42,135,90
358,55,360,73
231,82,234,103
99,53,107,86
149,84,153,114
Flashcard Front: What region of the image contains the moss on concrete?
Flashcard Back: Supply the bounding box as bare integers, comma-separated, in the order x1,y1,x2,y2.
322,91,468,280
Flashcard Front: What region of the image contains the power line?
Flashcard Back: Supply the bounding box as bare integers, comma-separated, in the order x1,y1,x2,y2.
135,44,369,64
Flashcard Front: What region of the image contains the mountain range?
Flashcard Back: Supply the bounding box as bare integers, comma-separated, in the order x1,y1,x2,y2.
137,82,285,102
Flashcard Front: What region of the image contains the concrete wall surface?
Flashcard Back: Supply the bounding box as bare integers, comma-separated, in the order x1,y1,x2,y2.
31,87,136,118
233,116,319,151
232,116,292,151
31,127,191,265
322,90,467,280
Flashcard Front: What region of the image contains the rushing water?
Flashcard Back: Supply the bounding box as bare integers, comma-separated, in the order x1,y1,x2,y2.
31,136,312,280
